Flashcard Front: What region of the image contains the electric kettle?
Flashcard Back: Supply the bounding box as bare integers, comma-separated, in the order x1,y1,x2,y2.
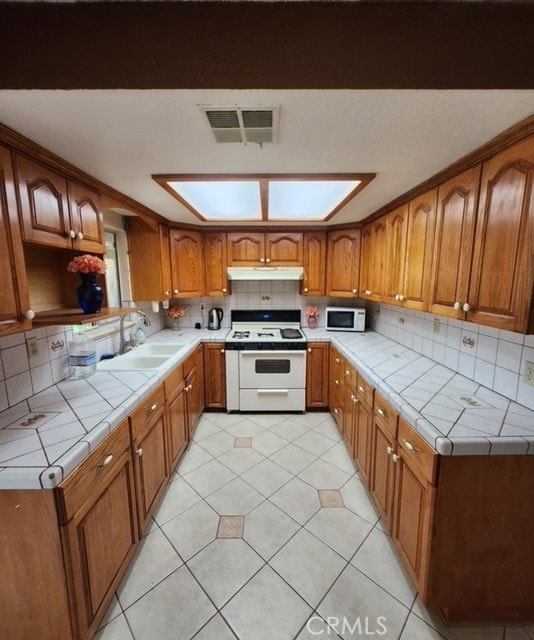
207,307,224,330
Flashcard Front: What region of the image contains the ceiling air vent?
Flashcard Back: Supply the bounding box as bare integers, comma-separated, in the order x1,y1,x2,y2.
200,105,280,144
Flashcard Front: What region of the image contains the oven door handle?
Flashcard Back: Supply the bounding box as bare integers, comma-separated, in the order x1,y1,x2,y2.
239,351,306,356
256,389,289,394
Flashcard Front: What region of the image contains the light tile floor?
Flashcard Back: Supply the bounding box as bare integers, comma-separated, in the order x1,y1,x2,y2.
96,412,534,640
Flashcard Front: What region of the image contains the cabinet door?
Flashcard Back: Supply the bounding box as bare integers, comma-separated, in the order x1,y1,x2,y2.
403,188,437,311
306,342,329,408
392,450,435,596
428,166,480,319
203,343,227,408
328,347,345,429
128,219,171,302
360,219,386,301
370,419,396,531
204,232,230,296
326,229,360,297
384,204,408,306
185,367,200,438
15,154,71,249
354,400,373,482
169,229,204,297
62,451,138,639
301,231,326,296
67,180,104,253
132,414,168,532
166,383,188,472
0,146,31,335
227,232,265,266
468,136,534,333
266,232,303,266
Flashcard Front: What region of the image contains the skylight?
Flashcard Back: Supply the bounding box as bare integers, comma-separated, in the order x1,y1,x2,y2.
153,174,375,222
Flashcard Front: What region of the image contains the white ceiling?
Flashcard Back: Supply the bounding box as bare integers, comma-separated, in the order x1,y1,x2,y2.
0,89,532,225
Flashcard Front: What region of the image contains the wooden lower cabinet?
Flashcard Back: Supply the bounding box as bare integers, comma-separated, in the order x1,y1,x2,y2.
204,342,226,408
306,342,329,408
129,385,169,533
164,362,188,471
370,414,397,530
184,345,204,438
328,346,345,429
58,420,139,640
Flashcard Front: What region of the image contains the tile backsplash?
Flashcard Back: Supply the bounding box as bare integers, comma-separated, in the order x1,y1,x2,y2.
369,303,534,411
1,284,533,413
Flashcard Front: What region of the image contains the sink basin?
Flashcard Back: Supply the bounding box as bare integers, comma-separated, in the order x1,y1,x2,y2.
98,355,170,371
133,343,184,356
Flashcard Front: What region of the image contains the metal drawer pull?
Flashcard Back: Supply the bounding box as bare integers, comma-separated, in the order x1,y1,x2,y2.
257,389,288,394
148,403,158,413
98,453,114,468
135,448,143,457
403,439,416,452
376,408,386,417
392,453,400,463
386,446,394,456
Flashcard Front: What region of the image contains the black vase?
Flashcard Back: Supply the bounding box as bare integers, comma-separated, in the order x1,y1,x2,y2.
77,273,104,314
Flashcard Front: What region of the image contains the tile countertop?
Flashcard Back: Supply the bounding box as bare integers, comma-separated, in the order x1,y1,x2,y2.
0,328,228,490
1,326,533,490
304,328,534,457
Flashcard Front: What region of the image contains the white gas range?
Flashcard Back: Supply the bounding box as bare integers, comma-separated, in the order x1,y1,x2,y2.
225,310,307,412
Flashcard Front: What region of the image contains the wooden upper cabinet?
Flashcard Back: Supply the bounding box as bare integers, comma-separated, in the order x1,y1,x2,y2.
360,219,386,301
384,204,408,306
15,155,104,252
266,232,303,266
428,166,481,319
128,219,172,302
402,188,437,311
204,232,230,296
228,231,303,266
67,180,104,252
326,229,361,297
0,146,31,335
228,232,264,265
169,229,205,297
468,136,534,333
301,231,326,296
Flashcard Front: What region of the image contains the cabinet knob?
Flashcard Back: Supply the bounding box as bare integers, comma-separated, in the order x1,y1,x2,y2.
453,301,461,310
403,439,416,452
220,348,225,353
335,379,340,386
386,446,394,456
334,408,339,414
260,258,265,263
173,289,179,295
395,294,400,301
265,257,271,263
68,229,76,239
98,453,114,468
308,348,312,353
222,288,227,293
353,397,358,405
135,448,143,457
463,303,471,312
352,288,357,294
164,291,170,297
335,358,341,363
398,294,405,302
76,231,84,241
392,453,400,463
345,370,351,376
24,310,35,320
304,287,309,293
148,403,158,413
376,408,385,417
358,385,364,393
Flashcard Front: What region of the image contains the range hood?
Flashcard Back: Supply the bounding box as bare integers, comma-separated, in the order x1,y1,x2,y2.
227,266,304,281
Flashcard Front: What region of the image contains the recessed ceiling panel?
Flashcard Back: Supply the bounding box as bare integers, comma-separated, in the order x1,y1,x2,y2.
268,180,361,220
167,181,262,220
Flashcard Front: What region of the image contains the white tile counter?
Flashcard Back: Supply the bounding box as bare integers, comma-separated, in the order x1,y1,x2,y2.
304,328,534,457
0,328,227,490
1,326,533,490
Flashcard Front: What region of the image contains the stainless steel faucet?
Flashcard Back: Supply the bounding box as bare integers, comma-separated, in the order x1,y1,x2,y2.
119,310,151,354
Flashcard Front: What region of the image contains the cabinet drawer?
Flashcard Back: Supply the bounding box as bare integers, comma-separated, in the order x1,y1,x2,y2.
331,350,345,377
56,419,130,523
356,373,374,409
164,362,184,401
129,385,165,441
374,393,398,439
344,363,357,392
398,418,439,485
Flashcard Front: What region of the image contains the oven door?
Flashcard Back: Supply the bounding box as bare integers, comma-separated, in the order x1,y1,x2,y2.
239,350,306,389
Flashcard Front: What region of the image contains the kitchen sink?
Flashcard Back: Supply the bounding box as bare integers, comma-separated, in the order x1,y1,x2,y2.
97,343,185,371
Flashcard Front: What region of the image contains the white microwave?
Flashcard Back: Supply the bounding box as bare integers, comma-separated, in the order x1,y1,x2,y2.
325,307,366,332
